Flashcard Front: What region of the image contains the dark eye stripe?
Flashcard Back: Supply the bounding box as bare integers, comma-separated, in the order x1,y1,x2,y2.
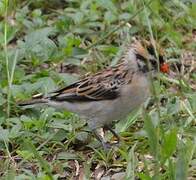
147,45,164,64
136,53,146,61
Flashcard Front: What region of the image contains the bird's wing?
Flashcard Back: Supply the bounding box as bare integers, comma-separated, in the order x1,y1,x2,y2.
48,63,132,101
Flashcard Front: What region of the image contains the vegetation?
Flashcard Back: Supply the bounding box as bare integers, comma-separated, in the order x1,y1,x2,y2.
0,0,195,179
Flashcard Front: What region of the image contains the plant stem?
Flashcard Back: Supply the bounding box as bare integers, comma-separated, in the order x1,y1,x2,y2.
142,0,161,179
3,0,11,117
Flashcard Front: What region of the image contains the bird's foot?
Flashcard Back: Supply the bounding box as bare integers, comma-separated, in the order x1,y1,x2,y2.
102,141,120,150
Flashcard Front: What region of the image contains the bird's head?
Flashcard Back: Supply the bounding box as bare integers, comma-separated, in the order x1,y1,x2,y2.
125,38,169,74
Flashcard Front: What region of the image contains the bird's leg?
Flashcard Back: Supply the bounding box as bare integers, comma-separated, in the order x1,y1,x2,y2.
93,128,111,150
104,125,120,145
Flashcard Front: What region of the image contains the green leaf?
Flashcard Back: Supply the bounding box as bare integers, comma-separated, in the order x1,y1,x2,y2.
22,27,57,62
96,0,118,14
189,3,196,19
39,107,55,121
175,139,195,180
0,128,9,141
168,159,175,180
48,121,71,131
161,128,177,163
167,97,180,115
138,173,151,180
31,77,56,94
16,150,34,160
54,73,79,86
104,11,117,23
57,152,79,160
125,143,137,179
175,142,188,180
23,139,53,179
72,47,88,57
73,11,84,24
117,108,141,132
51,129,68,141
0,93,6,106
188,93,196,112
9,123,22,139
119,13,132,20
144,114,158,157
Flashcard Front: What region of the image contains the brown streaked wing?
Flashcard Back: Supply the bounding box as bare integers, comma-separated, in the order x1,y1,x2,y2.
49,65,130,101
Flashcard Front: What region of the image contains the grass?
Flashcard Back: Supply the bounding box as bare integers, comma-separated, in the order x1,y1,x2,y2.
0,0,195,179
3,0,10,117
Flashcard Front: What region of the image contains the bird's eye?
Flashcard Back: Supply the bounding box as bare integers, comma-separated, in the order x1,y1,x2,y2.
150,58,157,66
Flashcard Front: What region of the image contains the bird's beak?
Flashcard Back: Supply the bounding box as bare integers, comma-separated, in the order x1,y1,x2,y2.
160,63,170,73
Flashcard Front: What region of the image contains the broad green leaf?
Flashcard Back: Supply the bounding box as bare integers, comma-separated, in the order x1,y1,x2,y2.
31,77,56,94
16,150,34,160
144,114,158,157
73,11,84,24
138,173,151,180
39,107,55,121
96,0,118,14
161,128,177,163
54,73,79,86
51,129,68,141
168,159,175,180
0,128,9,141
119,13,132,20
9,123,22,138
104,11,117,23
22,27,57,62
125,143,137,179
175,139,195,180
0,93,6,105
175,142,188,180
48,121,72,131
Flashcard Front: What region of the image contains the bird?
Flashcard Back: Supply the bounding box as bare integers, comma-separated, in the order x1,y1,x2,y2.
18,38,169,149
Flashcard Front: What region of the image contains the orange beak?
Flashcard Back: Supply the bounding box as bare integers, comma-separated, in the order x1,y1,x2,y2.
160,63,169,73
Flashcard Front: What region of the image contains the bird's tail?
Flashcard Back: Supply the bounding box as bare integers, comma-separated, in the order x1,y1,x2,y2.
18,98,48,107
